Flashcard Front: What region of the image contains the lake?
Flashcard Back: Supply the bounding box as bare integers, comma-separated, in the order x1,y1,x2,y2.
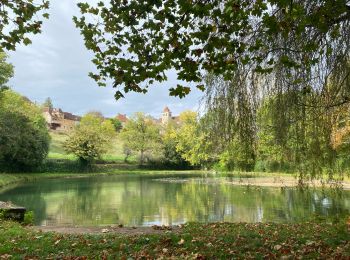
0,173,349,226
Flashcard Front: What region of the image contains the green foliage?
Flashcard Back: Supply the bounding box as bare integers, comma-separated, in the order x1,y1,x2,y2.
0,53,14,87
23,211,35,225
86,111,104,119
256,95,293,172
42,97,53,109
120,113,161,165
212,140,256,172
161,123,190,168
0,112,49,169
201,70,350,177
0,1,49,51
0,90,50,170
74,1,349,100
72,0,350,178
256,90,337,177
64,114,116,166
108,118,122,132
169,111,211,167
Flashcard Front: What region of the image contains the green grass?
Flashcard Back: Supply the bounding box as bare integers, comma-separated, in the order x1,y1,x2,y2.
47,152,76,160
0,220,349,258
48,131,137,163
1,131,347,188
46,132,350,181
0,174,22,188
48,132,69,155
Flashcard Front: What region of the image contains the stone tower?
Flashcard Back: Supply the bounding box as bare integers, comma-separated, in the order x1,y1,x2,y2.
162,106,172,124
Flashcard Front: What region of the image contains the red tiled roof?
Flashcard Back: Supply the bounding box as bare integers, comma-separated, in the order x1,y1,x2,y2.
116,113,128,123
163,106,170,112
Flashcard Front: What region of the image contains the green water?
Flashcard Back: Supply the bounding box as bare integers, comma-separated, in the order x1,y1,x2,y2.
0,173,349,226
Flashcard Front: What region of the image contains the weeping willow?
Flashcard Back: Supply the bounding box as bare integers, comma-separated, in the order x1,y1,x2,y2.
203,63,349,180
202,1,350,180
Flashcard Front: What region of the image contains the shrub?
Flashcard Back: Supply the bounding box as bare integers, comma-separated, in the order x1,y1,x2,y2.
64,113,115,166
0,90,50,170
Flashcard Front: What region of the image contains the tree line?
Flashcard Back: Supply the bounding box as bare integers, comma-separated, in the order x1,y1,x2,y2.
0,53,50,171
0,1,349,180
1,50,350,179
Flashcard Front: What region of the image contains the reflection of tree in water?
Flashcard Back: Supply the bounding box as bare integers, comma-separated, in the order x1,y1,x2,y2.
0,184,47,224
261,188,350,222
116,179,269,225
0,175,349,226
117,177,177,226
123,181,350,224
52,178,121,226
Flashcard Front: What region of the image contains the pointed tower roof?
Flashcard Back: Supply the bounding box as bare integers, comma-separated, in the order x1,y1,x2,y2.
163,106,170,113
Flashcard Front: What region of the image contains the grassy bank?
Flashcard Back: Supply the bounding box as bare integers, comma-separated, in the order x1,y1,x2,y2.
0,170,191,189
2,131,348,190
48,131,137,162
2,168,349,191
0,220,349,258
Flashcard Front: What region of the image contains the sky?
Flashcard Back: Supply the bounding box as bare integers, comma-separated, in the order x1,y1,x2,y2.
7,0,204,118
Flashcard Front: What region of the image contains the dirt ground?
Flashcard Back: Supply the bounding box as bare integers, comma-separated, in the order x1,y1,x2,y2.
32,225,181,235
223,176,350,190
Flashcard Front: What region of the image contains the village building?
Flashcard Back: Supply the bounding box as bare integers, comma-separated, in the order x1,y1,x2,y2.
115,113,128,126
161,106,179,125
43,107,81,132
42,106,179,132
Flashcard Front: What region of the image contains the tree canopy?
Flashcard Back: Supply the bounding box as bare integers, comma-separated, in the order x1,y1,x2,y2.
108,117,123,132
120,113,161,164
0,52,14,88
74,1,350,178
42,97,53,109
74,0,350,101
64,113,115,166
0,89,50,169
0,55,49,170
0,0,49,51
173,111,210,166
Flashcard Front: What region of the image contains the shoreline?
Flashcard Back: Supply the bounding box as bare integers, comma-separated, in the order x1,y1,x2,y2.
1,170,349,191
222,176,350,190
32,225,181,235
0,170,201,189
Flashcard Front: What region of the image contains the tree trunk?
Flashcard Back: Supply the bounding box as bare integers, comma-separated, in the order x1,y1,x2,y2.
140,150,144,165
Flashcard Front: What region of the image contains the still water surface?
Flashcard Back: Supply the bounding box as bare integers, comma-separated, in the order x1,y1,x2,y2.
0,173,349,226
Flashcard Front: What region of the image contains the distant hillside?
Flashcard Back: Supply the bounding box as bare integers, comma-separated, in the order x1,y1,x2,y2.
48,131,133,162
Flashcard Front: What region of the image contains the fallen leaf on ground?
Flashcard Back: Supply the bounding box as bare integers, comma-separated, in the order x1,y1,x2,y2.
274,245,282,250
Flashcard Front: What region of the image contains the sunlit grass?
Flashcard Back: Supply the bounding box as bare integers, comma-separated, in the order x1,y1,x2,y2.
48,131,138,163
47,152,76,160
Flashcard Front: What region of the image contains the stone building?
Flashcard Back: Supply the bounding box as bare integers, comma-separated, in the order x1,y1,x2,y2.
161,106,179,125
43,107,81,132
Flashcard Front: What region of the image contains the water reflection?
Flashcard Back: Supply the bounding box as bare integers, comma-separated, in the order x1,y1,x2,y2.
0,174,349,226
